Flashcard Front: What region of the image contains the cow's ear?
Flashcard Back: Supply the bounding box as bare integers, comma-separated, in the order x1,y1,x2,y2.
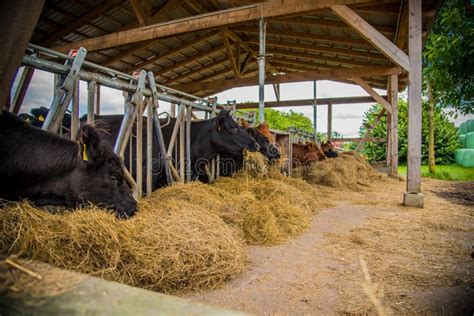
78,125,103,164
257,122,269,131
213,111,227,131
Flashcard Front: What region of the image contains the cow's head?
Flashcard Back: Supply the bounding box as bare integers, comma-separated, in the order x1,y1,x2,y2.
321,141,338,158
247,128,281,161
73,125,137,218
211,110,258,155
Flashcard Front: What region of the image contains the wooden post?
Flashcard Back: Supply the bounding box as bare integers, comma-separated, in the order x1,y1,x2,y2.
386,79,392,167
0,0,45,115
404,0,423,207
258,18,266,123
390,74,399,175
327,101,332,141
428,82,435,174
313,81,317,141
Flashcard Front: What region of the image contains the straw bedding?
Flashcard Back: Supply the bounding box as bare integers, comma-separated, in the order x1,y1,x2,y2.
301,151,385,190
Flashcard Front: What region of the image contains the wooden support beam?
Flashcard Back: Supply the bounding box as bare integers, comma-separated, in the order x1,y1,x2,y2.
42,0,121,47
332,137,386,143
266,48,387,68
177,65,399,93
406,0,422,195
327,101,333,140
225,29,279,75
273,83,280,101
351,76,392,113
53,0,373,52
331,5,411,72
390,74,398,175
235,95,382,109
240,52,252,74
129,0,152,26
221,30,239,76
235,25,372,47
356,109,386,151
246,38,387,61
272,16,395,34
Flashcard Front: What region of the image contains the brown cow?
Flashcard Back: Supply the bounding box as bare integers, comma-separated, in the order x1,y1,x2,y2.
321,141,339,158
292,141,326,168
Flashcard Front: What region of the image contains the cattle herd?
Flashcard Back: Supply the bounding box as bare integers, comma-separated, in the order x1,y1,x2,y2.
0,108,338,218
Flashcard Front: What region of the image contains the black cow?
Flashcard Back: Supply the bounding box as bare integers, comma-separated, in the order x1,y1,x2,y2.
0,111,137,218
92,110,259,189
219,127,281,177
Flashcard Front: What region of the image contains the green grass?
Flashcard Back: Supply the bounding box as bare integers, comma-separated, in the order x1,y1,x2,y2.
398,164,474,181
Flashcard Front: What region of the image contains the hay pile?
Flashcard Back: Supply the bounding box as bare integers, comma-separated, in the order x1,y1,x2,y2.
154,174,326,245
0,197,246,294
302,151,385,190
0,151,328,295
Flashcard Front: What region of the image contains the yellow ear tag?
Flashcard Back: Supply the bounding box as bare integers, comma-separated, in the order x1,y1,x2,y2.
82,144,89,161
38,115,45,122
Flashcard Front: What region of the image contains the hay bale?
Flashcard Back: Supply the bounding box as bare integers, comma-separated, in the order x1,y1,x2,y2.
0,198,246,294
303,151,385,190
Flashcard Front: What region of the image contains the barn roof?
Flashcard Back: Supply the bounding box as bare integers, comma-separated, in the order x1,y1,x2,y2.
31,0,442,97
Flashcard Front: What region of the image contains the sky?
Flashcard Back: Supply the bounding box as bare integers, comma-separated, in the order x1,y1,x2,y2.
12,67,473,138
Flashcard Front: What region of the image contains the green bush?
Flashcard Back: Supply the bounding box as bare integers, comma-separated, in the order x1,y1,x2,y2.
360,100,459,164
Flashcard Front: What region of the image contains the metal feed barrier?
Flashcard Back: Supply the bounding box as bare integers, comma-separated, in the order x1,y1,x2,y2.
13,44,228,198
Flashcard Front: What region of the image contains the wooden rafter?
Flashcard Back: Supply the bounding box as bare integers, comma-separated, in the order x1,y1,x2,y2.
41,0,121,47
53,0,373,52
221,30,239,76
162,57,229,85
235,26,372,47
235,95,383,109
155,45,225,76
351,76,392,113
176,65,400,93
246,38,387,61
129,0,152,26
266,48,386,68
126,32,217,73
331,5,410,71
272,16,395,35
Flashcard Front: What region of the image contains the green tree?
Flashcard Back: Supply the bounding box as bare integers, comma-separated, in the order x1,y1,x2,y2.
423,0,474,115
360,101,459,164
238,108,314,132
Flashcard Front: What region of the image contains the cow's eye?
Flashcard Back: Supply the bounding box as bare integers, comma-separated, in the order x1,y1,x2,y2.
110,174,119,182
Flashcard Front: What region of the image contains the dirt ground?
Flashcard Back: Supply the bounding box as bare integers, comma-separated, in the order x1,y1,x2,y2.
185,178,474,315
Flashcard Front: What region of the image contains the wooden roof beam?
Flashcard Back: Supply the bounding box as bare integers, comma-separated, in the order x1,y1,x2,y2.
154,44,225,76
246,38,387,61
235,95,384,109
129,0,153,26
235,26,372,47
272,16,395,35
221,30,239,76
177,65,400,93
126,32,218,73
161,57,229,84
53,0,373,52
331,4,410,72
266,48,387,68
351,76,392,113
